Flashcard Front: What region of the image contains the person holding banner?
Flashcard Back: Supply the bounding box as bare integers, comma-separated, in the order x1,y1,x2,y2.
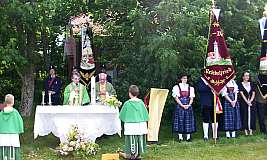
198,77,220,141
221,79,242,138
119,85,149,160
256,4,267,135
63,71,90,105
172,74,196,142
238,71,256,136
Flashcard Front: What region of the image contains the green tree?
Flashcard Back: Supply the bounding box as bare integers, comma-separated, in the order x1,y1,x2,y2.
0,0,88,116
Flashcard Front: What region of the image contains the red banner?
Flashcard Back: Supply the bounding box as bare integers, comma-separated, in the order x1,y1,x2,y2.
202,9,235,95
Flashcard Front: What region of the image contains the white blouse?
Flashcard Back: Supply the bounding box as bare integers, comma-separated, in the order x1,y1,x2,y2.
221,79,239,97
242,82,251,93
172,83,195,98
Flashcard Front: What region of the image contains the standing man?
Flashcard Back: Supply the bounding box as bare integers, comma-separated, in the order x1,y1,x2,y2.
256,85,267,134
44,66,62,105
95,73,116,101
198,77,219,141
256,5,267,135
96,65,112,84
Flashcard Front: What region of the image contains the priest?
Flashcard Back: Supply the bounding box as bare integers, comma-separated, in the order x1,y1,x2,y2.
95,73,116,100
63,71,90,105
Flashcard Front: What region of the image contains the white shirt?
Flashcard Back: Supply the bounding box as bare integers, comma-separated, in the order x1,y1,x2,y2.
124,122,148,135
242,82,251,93
0,134,20,147
221,79,239,97
172,83,195,98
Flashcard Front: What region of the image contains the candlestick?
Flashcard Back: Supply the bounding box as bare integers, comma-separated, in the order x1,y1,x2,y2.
48,92,52,105
41,91,45,105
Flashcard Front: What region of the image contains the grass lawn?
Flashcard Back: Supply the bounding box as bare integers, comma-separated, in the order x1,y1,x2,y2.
21,116,267,160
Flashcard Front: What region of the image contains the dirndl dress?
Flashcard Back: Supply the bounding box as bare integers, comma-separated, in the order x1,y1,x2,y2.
173,85,196,134
223,87,242,131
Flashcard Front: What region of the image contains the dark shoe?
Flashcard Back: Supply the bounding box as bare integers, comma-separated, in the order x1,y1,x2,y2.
186,139,192,142
203,138,209,142
177,139,183,143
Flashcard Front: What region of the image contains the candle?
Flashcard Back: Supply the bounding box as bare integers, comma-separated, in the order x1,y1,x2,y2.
91,76,96,104
41,91,45,105
48,92,52,105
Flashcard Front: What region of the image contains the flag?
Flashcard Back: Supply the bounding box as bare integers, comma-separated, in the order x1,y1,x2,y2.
69,14,96,87
79,26,96,87
202,8,235,95
257,5,267,98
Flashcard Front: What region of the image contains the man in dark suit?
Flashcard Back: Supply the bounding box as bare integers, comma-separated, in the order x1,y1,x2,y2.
44,66,62,105
198,77,218,141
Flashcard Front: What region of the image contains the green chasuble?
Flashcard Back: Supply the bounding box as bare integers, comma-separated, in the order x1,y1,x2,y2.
0,108,24,134
119,99,149,123
63,82,90,105
95,82,116,97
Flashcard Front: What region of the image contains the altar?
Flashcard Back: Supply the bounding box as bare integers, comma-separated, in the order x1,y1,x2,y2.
33,104,121,143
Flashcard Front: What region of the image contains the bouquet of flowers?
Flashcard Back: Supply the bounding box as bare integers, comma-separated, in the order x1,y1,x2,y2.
103,95,122,108
58,125,100,157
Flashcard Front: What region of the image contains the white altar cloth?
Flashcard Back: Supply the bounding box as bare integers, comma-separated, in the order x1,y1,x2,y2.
33,104,121,142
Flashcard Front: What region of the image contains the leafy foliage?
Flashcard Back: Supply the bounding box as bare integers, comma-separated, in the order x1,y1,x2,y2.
0,0,265,117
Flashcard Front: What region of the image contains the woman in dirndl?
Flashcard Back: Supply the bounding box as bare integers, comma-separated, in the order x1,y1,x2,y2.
172,74,196,142
238,71,256,136
221,79,242,138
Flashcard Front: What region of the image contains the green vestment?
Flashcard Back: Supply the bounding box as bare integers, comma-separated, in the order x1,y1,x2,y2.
63,82,90,105
0,108,24,160
0,108,24,134
95,82,116,98
119,99,149,123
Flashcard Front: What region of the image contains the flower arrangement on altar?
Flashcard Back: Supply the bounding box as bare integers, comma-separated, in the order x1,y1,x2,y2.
58,125,100,157
101,95,122,108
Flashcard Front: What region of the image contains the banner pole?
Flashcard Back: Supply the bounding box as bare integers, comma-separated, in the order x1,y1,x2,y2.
213,91,217,144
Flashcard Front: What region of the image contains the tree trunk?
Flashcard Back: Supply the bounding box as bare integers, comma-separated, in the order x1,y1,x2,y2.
42,30,50,69
20,65,35,117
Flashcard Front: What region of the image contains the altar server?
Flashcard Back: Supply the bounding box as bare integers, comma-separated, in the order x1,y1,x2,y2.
0,94,24,160
119,85,149,159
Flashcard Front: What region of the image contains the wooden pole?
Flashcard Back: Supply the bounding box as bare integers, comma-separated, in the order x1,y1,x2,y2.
204,1,215,68
213,92,217,144
212,0,217,145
